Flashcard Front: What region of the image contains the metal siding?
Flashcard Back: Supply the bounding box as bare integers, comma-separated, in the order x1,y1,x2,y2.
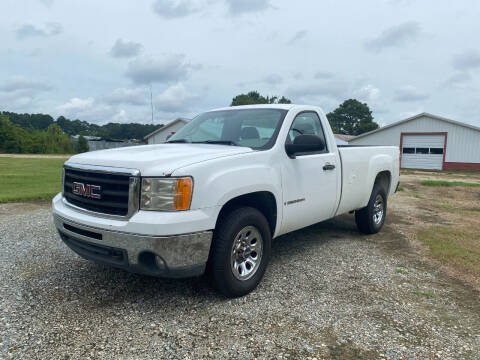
148,122,186,144
349,115,480,163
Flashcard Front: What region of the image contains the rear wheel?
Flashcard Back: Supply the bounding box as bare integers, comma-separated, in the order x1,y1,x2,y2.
209,207,271,297
355,183,387,234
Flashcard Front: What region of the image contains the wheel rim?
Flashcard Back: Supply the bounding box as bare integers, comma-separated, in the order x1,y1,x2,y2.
230,225,263,281
373,194,384,225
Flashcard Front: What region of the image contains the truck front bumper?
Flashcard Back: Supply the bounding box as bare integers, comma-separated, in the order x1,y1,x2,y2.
53,214,213,278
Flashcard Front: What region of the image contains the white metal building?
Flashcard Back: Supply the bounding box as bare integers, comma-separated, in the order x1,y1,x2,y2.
349,113,480,170
144,118,190,144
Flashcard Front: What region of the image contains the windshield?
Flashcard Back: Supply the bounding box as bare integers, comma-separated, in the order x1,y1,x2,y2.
167,108,288,150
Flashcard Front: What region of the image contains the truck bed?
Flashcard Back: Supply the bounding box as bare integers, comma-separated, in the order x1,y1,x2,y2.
335,146,400,216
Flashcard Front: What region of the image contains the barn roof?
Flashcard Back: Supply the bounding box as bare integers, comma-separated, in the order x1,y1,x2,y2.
350,112,480,141
144,117,190,140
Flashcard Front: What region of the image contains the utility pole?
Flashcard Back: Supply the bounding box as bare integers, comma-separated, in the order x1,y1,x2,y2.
150,84,154,124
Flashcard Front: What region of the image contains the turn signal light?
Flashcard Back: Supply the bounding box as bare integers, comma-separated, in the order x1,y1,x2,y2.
174,177,193,211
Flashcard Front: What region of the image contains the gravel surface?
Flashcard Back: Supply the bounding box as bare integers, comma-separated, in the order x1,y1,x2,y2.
1,203,479,359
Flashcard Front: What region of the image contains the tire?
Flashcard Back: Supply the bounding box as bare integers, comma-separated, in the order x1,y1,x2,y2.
355,183,387,234
209,207,271,298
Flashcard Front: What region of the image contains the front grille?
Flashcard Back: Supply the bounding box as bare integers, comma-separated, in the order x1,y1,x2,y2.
60,232,128,266
64,168,130,216
64,223,102,240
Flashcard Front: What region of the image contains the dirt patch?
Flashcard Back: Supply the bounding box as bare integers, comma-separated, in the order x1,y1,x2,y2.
0,200,51,215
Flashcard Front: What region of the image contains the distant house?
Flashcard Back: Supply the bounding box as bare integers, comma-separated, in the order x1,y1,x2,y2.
71,135,139,151
144,118,190,144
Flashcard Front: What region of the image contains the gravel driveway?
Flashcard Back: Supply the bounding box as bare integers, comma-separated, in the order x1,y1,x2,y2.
1,202,479,359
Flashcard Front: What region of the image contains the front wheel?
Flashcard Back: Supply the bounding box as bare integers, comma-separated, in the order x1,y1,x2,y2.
209,207,271,297
355,183,387,234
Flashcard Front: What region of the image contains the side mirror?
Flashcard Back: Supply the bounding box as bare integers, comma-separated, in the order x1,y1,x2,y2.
285,134,326,158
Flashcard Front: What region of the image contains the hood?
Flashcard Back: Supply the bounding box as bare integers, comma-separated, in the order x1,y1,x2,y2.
67,143,253,176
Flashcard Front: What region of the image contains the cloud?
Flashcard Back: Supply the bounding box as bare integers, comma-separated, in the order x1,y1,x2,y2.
400,108,424,119
225,0,272,15
39,0,54,6
125,54,195,84
112,109,128,122
152,0,272,18
109,39,143,58
364,21,421,52
0,76,52,93
0,92,36,111
286,78,350,101
445,72,472,87
27,48,42,57
152,0,201,18
354,84,380,103
353,84,388,114
393,85,429,102
16,22,62,39
314,71,334,79
105,87,148,106
154,83,197,112
287,30,307,45
452,50,480,71
263,74,283,86
55,97,122,123
0,76,52,111
56,97,95,114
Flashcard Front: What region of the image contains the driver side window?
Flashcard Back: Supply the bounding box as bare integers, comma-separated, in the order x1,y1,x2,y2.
288,112,328,152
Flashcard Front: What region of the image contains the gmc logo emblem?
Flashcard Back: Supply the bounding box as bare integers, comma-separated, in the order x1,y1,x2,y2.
72,182,102,199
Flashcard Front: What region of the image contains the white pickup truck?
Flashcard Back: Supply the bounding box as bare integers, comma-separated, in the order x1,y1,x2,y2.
52,104,399,297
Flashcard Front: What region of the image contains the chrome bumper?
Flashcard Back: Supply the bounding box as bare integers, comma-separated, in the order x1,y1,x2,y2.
53,214,213,278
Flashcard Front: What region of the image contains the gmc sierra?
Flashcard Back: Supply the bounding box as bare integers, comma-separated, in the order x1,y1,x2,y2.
52,104,400,297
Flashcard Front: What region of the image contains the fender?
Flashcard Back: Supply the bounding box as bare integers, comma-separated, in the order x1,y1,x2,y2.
173,150,284,236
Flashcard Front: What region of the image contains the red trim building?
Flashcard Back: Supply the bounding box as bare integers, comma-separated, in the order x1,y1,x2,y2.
349,113,480,171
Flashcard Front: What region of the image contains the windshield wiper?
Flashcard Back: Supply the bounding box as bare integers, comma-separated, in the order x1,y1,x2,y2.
193,140,238,146
166,139,190,143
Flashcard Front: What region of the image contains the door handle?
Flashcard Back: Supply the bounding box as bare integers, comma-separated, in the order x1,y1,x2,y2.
323,163,336,171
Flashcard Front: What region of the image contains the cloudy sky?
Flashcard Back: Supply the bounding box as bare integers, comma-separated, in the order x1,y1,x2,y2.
1,0,480,127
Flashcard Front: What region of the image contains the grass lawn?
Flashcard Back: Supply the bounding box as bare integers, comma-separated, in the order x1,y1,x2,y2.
0,157,66,203
398,171,480,288
417,226,480,276
420,180,480,187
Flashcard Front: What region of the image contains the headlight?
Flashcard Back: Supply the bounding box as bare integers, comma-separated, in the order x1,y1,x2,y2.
140,177,193,211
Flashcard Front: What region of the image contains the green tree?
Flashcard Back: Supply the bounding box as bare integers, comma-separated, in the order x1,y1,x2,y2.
44,124,74,154
1,111,54,130
231,91,292,106
327,99,379,136
76,135,89,153
0,115,35,153
0,115,76,154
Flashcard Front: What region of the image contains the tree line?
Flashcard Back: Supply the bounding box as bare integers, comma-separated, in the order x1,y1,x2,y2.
1,111,163,140
0,111,163,154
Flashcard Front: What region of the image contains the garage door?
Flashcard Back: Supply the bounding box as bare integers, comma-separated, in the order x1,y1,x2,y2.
401,135,445,170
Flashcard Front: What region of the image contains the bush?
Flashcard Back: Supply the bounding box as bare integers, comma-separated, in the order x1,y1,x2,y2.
0,115,74,154
76,135,90,153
